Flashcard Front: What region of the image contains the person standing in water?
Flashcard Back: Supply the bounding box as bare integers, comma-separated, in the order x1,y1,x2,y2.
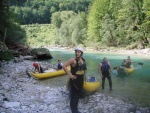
98,57,112,90
63,47,87,113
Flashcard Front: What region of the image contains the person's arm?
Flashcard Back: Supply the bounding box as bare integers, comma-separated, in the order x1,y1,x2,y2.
33,66,40,73
62,58,76,80
98,63,103,78
37,65,41,73
130,59,133,63
108,61,112,75
33,67,36,73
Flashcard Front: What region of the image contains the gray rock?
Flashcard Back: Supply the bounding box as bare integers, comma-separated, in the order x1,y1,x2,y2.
30,47,53,59
3,101,21,108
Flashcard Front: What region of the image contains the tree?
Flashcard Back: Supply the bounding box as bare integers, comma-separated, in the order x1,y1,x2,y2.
52,11,87,47
0,0,26,50
87,0,110,46
100,14,116,46
51,12,62,28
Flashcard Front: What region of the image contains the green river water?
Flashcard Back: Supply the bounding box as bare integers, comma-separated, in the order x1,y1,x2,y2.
38,49,150,108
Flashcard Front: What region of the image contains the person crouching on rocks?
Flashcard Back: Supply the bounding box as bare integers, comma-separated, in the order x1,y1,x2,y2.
33,62,44,73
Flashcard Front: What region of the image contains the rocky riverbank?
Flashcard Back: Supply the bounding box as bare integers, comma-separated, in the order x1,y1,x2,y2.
0,59,150,113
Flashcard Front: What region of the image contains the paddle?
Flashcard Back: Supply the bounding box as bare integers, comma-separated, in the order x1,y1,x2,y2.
113,67,118,70
138,62,143,66
134,62,144,69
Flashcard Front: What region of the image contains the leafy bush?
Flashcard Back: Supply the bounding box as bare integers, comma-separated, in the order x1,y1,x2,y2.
0,51,14,61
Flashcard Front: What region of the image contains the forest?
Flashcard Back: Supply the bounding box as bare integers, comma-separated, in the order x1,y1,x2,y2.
0,0,150,54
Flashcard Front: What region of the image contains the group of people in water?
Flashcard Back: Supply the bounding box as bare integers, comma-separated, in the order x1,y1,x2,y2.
32,47,133,113
118,56,133,75
121,56,133,68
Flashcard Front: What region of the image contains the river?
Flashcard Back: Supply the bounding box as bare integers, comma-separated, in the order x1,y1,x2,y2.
38,48,150,108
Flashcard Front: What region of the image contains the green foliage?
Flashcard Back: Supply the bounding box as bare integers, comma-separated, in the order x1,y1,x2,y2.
87,0,150,48
52,11,87,47
87,0,110,45
52,12,63,28
0,0,26,47
0,51,14,61
6,0,150,49
114,0,145,47
21,24,56,47
100,14,116,46
10,0,91,24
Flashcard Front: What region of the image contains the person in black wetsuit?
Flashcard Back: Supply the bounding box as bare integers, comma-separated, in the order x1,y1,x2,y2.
98,57,112,90
63,47,87,113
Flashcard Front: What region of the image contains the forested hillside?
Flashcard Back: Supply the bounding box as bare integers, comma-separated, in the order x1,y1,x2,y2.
87,0,150,49
9,0,91,24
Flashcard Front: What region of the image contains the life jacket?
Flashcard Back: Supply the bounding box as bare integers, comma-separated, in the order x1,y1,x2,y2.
70,57,87,91
126,62,131,68
58,63,63,69
71,57,87,76
101,62,110,73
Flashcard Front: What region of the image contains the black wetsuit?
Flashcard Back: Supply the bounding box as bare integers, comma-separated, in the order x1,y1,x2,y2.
126,62,131,68
101,62,112,90
39,66,44,73
69,58,86,113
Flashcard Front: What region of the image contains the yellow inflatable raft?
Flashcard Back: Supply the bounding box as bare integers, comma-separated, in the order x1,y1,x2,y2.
30,66,70,79
116,66,134,75
125,66,134,74
83,81,101,92
66,78,101,92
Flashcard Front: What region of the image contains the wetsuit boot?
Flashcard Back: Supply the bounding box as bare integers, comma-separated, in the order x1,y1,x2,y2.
70,95,79,113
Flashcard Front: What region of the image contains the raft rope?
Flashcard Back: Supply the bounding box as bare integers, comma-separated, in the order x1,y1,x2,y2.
73,80,78,90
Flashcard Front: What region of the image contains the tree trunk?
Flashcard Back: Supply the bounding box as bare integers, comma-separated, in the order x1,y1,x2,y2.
3,27,8,51
3,27,7,44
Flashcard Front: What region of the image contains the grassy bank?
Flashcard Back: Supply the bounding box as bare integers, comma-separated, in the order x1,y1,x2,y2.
21,24,56,47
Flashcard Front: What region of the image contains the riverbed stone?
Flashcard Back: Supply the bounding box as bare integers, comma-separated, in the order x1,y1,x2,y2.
3,101,21,108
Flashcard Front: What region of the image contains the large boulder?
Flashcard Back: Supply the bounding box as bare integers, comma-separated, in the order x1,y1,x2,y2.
30,47,53,59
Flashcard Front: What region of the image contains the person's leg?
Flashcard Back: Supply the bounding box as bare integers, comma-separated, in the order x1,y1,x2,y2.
106,75,112,90
70,95,79,113
102,76,106,89
123,67,128,75
70,79,79,113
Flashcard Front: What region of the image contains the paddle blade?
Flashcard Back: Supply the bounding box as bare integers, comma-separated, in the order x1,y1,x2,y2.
138,62,143,65
113,67,118,70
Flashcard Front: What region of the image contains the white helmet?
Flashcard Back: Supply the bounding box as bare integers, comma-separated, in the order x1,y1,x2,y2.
74,47,84,53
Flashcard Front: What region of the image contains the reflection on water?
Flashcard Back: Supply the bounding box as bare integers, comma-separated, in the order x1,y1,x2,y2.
38,50,150,107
